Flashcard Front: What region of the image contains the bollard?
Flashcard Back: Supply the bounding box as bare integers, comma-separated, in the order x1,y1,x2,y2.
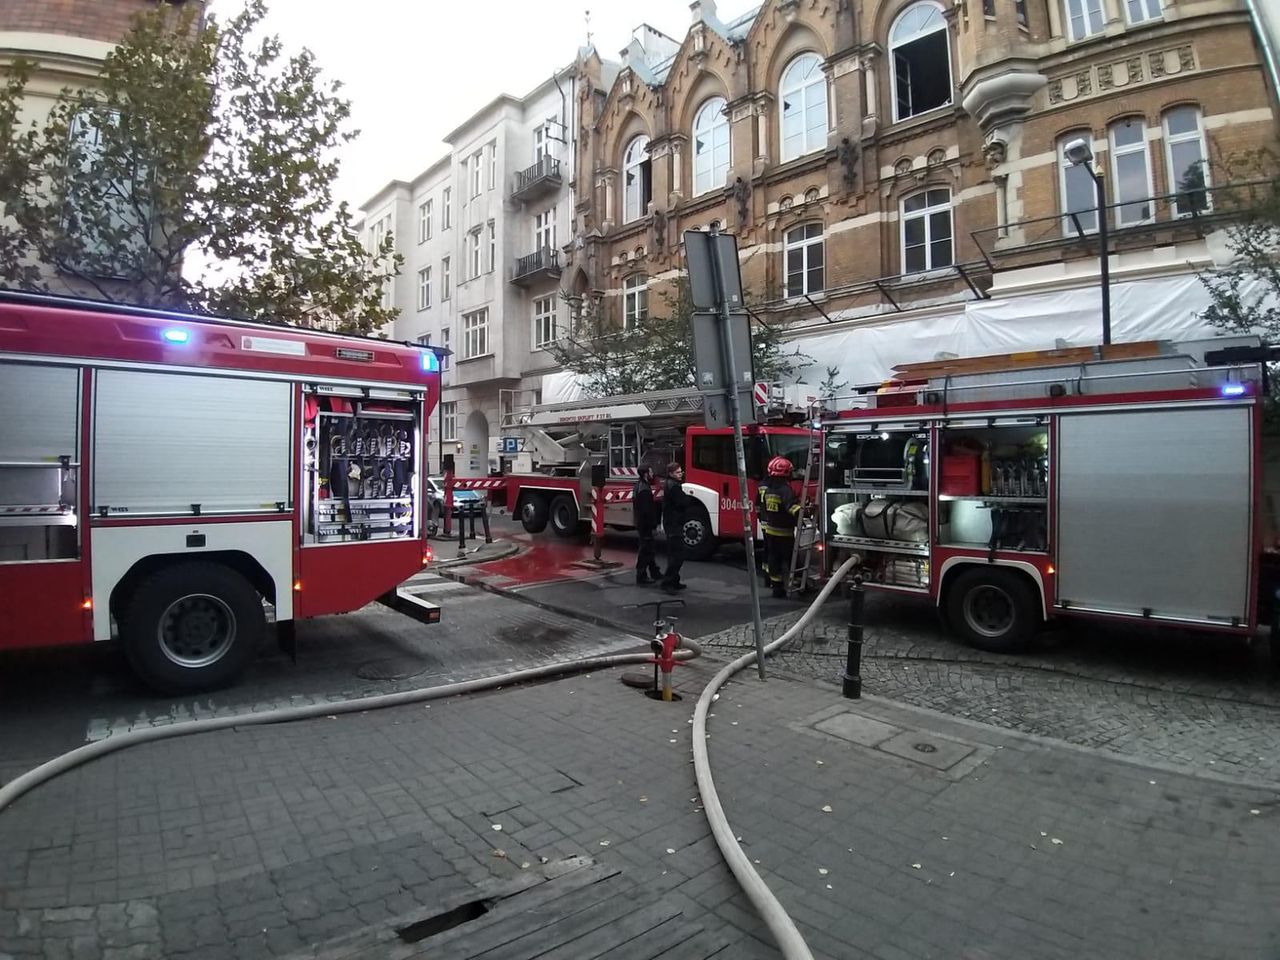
592,486,605,561
456,497,467,557
842,581,864,699
443,469,454,538
480,504,493,544
468,506,477,543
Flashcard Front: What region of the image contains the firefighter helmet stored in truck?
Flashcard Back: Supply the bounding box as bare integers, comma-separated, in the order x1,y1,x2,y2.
767,455,793,477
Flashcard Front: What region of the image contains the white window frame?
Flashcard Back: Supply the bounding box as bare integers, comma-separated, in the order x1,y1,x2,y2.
469,151,483,199
533,295,558,350
1065,0,1105,40
900,188,954,275
623,274,649,329
442,401,457,441
487,220,496,272
1125,0,1162,24
783,222,825,299
1164,106,1211,218
462,308,490,359
889,2,952,123
534,124,549,162
779,53,828,161
418,200,432,243
534,208,557,251
442,257,451,301
487,142,497,190
442,187,452,229
417,266,432,311
467,228,482,279
623,135,651,224
1109,117,1154,226
440,327,452,370
693,97,731,196
1058,131,1099,234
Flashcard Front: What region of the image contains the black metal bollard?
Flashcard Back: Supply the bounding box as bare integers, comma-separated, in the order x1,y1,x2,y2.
842,581,864,699
468,508,477,542
457,504,467,554
480,506,493,544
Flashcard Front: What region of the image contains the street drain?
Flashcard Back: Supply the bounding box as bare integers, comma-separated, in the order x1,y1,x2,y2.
355,657,430,681
397,898,492,943
913,742,938,754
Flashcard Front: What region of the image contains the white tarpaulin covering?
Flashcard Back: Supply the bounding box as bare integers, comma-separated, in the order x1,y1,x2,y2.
542,272,1270,399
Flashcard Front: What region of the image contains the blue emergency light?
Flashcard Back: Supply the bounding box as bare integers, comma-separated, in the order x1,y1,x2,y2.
161,328,191,344
1222,383,1247,397
421,351,439,372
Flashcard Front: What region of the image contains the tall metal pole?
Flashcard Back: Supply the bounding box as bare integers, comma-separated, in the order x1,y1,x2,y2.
1091,166,1112,347
708,225,768,680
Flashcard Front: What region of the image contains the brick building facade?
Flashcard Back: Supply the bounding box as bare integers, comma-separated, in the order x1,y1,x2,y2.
563,0,1278,384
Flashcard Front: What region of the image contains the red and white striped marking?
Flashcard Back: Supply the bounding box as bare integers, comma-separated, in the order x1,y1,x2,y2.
598,488,634,503
754,381,770,406
609,467,639,477
0,504,69,515
450,478,506,490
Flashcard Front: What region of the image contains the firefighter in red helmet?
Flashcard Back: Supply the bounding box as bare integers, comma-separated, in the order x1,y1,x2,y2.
758,455,800,598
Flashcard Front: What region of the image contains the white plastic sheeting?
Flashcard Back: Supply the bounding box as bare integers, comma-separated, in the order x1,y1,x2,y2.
541,272,1270,399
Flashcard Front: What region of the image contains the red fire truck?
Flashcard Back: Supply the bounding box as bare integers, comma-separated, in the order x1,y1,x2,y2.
456,386,815,559
820,337,1280,652
0,290,442,692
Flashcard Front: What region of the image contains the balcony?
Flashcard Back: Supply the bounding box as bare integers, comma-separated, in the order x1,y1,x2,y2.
511,247,561,287
511,156,562,204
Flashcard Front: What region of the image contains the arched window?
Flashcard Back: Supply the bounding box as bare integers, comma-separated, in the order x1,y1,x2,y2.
693,97,731,195
1109,117,1153,226
890,2,951,121
779,54,827,162
623,136,652,224
783,223,824,298
900,188,953,273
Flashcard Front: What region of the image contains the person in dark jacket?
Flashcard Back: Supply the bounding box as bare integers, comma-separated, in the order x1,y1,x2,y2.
758,455,801,598
632,465,663,584
661,462,691,592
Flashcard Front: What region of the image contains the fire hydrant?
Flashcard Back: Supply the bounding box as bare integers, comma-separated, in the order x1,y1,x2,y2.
646,600,687,702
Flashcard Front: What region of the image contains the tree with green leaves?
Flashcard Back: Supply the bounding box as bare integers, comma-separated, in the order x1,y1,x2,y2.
1199,147,1280,340
549,277,815,399
0,0,398,334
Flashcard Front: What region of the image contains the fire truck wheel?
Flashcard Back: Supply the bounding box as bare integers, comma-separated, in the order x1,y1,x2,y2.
519,493,549,533
121,563,265,693
945,567,1039,653
549,495,584,539
683,504,717,561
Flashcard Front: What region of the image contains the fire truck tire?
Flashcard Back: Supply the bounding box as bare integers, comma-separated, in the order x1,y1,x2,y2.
519,493,549,533
683,504,717,561
549,495,585,539
121,563,265,694
945,567,1039,653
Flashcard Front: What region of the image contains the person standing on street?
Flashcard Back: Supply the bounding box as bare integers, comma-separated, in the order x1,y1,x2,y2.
758,455,800,598
633,465,663,585
661,462,691,592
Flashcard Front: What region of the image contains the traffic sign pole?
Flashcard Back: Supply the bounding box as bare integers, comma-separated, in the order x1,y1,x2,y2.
706,225,768,682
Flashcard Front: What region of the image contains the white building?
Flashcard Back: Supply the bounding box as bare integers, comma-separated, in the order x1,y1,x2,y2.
361,65,577,476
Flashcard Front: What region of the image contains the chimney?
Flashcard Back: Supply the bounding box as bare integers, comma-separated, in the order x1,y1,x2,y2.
690,0,718,23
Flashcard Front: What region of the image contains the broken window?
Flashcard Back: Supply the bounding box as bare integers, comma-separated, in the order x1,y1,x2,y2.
890,2,952,122
623,135,652,223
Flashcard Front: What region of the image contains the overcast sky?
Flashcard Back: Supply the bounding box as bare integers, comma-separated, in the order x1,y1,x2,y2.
207,0,724,212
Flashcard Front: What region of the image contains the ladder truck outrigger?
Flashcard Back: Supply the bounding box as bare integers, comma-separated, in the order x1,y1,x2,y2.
817,336,1280,656
454,385,818,560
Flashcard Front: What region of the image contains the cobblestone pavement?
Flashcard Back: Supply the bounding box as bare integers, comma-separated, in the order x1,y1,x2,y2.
1,660,1277,959
0,572,643,781
698,589,1280,785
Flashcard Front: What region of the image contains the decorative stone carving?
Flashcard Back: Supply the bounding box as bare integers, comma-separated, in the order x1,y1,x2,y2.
894,157,913,178
1177,46,1195,71
733,177,750,222
1047,79,1063,103
780,195,794,210
804,187,820,203
927,148,947,166
1126,57,1144,82
838,137,858,190
982,137,1006,168
652,208,667,250
1148,51,1167,78
1097,64,1114,90
1076,71,1093,96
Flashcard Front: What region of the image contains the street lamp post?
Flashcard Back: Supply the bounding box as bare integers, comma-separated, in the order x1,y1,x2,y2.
427,345,453,472
1065,138,1112,347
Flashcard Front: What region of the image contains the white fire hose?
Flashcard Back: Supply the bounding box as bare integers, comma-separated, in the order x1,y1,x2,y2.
0,558,857,960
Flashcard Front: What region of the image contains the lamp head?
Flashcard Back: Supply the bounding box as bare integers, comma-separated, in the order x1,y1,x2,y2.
1064,138,1094,167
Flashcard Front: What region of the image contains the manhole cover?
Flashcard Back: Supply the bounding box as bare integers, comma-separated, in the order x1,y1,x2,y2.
356,657,430,681
913,742,938,754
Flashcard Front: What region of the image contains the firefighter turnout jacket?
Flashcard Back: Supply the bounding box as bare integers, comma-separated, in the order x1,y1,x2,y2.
758,478,800,537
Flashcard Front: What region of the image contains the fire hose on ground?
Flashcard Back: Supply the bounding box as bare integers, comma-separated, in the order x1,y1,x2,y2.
0,556,857,960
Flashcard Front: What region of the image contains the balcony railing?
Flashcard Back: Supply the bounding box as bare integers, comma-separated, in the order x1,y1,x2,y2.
511,247,561,286
511,156,562,203
969,180,1262,268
